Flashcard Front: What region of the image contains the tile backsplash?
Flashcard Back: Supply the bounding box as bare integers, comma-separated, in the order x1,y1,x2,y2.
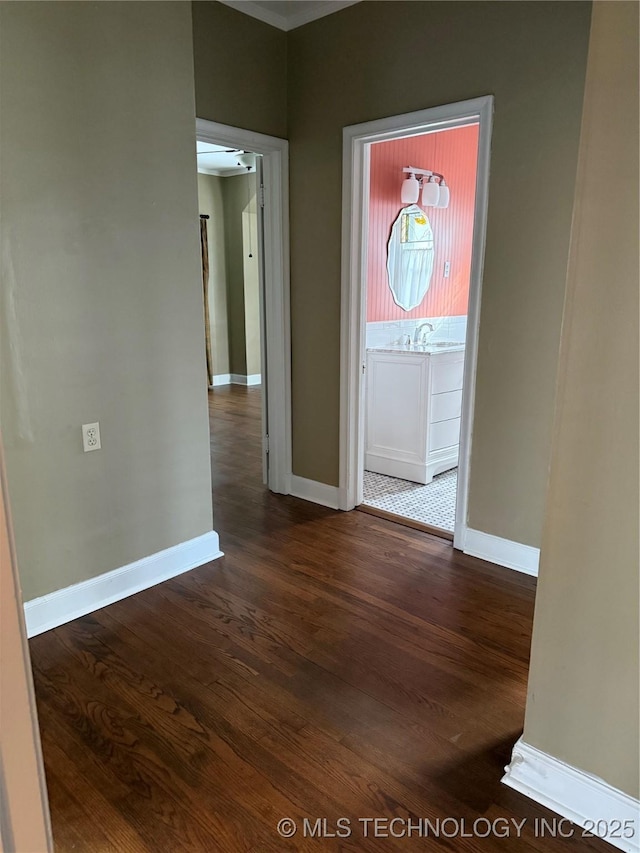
366,315,468,349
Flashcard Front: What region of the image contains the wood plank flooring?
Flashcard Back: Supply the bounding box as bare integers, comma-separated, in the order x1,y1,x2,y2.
30,385,607,851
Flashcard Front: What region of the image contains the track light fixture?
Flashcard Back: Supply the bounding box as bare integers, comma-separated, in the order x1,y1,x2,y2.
237,152,256,170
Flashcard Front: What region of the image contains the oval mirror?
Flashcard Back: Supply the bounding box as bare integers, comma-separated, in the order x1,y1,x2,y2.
386,204,435,311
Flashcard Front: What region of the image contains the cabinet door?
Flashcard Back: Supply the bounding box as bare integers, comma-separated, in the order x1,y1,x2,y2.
366,353,429,464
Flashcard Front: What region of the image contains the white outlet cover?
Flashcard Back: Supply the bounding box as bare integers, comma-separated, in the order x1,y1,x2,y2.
82,422,101,452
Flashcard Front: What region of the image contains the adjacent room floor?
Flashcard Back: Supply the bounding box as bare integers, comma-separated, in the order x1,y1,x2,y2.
362,468,457,533
28,385,609,852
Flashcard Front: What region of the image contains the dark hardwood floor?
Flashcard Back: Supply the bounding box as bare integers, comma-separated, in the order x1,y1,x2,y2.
30,385,606,851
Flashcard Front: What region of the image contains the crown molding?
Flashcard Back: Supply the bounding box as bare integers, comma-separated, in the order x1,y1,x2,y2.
198,167,256,177
219,0,360,32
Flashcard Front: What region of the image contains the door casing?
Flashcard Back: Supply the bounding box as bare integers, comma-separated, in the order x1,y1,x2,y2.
339,97,494,549
196,119,291,495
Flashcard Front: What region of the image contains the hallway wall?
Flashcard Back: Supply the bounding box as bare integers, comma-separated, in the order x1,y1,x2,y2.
222,173,260,377
242,207,261,377
523,0,639,798
198,173,230,377
286,1,591,548
191,2,593,549
0,2,214,600
197,172,261,382
192,1,287,139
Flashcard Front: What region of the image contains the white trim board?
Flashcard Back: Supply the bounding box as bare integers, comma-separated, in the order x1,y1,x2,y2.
503,739,640,853
210,374,262,387
211,374,231,387
231,373,261,386
197,119,291,496
339,97,494,561
24,531,223,638
462,528,539,576
289,475,341,510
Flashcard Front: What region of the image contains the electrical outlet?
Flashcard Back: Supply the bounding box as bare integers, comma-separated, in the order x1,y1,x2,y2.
82,422,101,452
443,261,451,278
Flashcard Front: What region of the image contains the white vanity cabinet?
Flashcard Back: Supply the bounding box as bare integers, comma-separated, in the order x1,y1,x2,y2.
365,347,464,484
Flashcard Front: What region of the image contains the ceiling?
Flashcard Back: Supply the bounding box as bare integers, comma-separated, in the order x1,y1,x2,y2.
219,0,360,31
196,142,257,176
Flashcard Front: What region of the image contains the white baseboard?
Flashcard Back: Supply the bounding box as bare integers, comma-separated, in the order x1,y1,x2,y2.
462,527,539,576
289,475,341,510
231,373,262,386
503,738,640,853
210,374,262,387
24,531,223,638
210,373,231,387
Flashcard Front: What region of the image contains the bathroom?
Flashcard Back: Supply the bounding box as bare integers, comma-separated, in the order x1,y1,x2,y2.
361,123,480,535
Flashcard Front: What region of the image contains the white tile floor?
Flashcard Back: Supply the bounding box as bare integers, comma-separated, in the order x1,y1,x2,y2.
362,468,457,532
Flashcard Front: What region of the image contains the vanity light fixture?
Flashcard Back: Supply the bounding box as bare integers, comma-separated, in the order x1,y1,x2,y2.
436,179,450,208
400,172,420,204
422,176,440,207
401,166,450,209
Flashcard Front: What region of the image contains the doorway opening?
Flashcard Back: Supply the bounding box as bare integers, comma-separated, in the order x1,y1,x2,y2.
339,98,493,549
197,145,266,481
195,120,291,497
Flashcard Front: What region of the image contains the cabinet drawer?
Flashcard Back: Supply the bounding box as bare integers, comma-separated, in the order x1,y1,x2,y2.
428,417,461,452
431,389,462,423
431,359,464,394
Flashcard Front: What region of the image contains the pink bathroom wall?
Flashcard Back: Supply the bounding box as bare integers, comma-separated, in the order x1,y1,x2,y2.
367,124,479,322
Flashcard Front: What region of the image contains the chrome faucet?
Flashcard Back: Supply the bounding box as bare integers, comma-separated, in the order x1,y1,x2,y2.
413,322,434,345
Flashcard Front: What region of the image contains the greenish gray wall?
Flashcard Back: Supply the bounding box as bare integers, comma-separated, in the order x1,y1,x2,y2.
198,173,230,377
287,1,592,547
197,170,260,380
222,174,259,377
0,2,213,600
523,0,639,797
242,204,261,378
192,1,287,139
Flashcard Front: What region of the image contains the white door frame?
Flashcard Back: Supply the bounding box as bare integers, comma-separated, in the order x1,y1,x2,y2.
1,439,53,852
339,96,493,549
196,119,291,495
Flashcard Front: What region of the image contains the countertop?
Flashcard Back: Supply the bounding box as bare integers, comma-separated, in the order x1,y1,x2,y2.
367,342,465,355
